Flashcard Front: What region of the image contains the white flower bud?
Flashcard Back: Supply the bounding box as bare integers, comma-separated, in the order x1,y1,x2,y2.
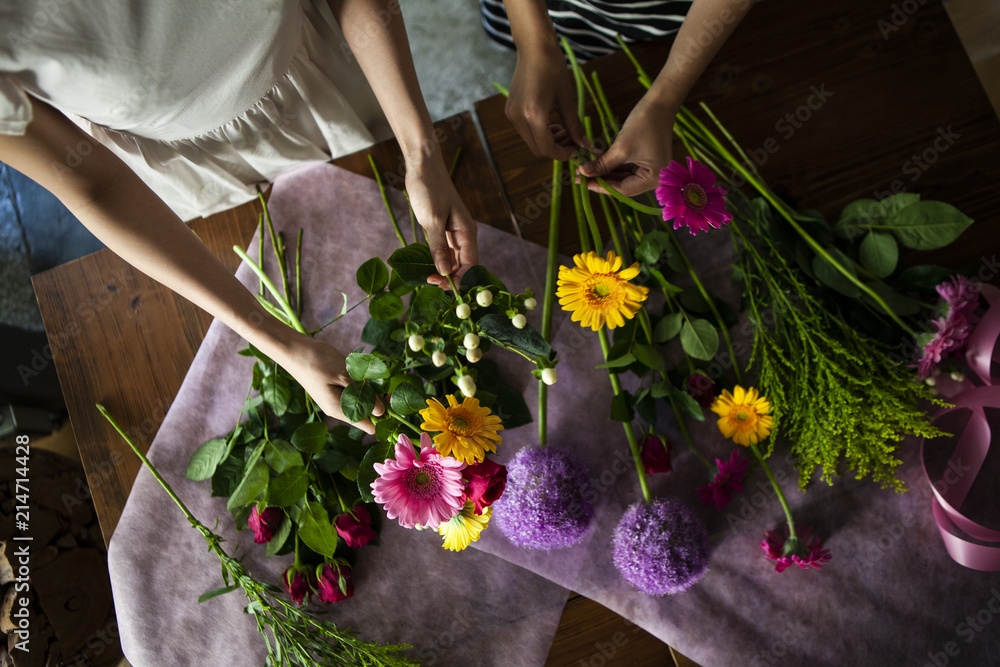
464,333,480,350
457,374,477,397
466,347,483,363
523,297,537,311
432,351,447,367
925,375,937,387
511,313,527,329
456,303,471,319
541,368,558,385
407,334,425,352
950,370,965,382
476,290,493,307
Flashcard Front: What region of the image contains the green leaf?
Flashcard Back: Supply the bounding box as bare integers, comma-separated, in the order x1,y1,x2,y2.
478,314,553,360
670,385,705,421
812,246,861,298
339,457,360,481
211,452,245,498
595,351,635,369
368,291,405,321
411,285,453,325
634,235,664,265
882,201,973,250
361,317,396,346
654,312,683,343
357,440,394,503
356,257,389,295
610,392,634,422
346,352,391,381
267,466,310,507
387,243,436,286
251,363,264,391
341,381,377,423
290,421,328,454
632,342,665,371
186,438,228,481
264,439,303,473
387,269,413,297
648,267,684,295
226,459,268,511
197,585,239,604
296,501,339,558
879,193,920,217
859,232,899,278
261,373,291,417
491,381,533,430
389,382,427,416
265,514,292,557
862,280,921,317
314,449,347,474
680,318,719,360
458,265,507,295
896,265,956,292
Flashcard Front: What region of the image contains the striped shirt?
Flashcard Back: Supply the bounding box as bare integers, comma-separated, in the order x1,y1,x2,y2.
479,0,693,61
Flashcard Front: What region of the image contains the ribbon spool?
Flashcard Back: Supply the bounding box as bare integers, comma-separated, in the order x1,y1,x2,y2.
921,283,1000,570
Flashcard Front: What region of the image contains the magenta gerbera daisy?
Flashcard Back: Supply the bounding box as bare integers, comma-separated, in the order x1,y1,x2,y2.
655,157,732,235
371,433,467,529
696,449,749,510
761,525,831,573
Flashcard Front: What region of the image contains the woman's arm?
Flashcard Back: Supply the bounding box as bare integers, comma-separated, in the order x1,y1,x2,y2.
579,0,753,194
329,0,478,282
0,98,382,432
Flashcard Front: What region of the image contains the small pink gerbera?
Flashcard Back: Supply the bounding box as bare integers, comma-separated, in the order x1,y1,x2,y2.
696,449,749,510
761,525,831,573
655,157,732,235
915,315,972,378
936,275,980,324
371,433,466,529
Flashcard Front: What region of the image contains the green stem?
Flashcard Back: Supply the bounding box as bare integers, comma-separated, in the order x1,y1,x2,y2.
571,165,592,253
664,228,743,383
749,441,796,539
368,155,406,247
597,331,651,504
330,479,348,514
257,188,291,304
234,246,308,335
560,38,586,121
579,177,605,257
445,273,461,296
594,177,662,216
295,229,303,319
615,35,652,89
540,160,564,448
386,408,421,434
449,148,462,179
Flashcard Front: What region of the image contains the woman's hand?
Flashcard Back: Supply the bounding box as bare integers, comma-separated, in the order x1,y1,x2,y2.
404,152,478,285
578,92,676,196
506,43,588,161
278,331,385,434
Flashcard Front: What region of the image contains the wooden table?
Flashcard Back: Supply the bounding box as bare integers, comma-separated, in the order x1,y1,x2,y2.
31,1,1000,665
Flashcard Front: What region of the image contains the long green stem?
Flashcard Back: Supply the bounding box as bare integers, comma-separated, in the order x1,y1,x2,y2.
257,188,291,304
594,177,662,215
615,35,652,88
597,331,651,504
386,409,421,434
540,160,564,447
368,155,406,246
234,247,308,334
749,441,796,539
295,229,303,319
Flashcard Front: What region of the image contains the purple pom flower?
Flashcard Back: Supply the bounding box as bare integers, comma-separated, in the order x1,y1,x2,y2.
612,497,710,595
492,447,595,550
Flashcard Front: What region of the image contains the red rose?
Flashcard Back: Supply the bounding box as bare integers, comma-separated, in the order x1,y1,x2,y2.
335,506,378,549
640,435,673,474
686,372,717,409
248,505,283,544
462,458,507,513
316,561,354,604
283,566,315,605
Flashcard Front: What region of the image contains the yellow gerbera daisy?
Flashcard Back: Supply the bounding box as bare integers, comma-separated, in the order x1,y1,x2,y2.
419,395,504,465
556,250,649,331
439,502,491,551
710,385,773,446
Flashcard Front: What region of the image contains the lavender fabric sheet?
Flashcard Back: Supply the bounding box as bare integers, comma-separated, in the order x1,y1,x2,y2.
109,162,1000,667
107,164,571,667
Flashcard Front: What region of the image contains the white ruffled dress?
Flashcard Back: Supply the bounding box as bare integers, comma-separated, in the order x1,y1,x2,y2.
0,0,391,221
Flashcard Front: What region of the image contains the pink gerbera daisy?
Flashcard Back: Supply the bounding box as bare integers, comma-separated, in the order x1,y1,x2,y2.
655,157,732,235
696,449,749,510
761,525,831,573
936,275,980,325
371,433,466,529
915,315,972,378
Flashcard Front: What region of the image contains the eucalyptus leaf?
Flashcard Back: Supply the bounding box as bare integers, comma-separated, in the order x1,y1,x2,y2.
680,319,719,360
341,381,377,423
356,257,390,295
296,501,339,558
345,352,391,381
186,438,228,481
389,382,426,416
387,243,436,286
267,466,310,507
290,421,328,454
859,232,899,278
